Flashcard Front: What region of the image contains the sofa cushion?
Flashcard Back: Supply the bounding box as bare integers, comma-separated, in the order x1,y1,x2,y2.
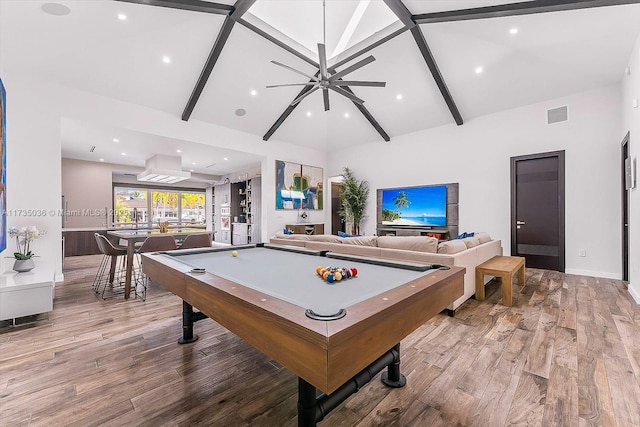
437,239,467,254
339,236,378,246
474,232,491,244
462,237,480,248
273,232,311,240
307,234,343,243
376,236,438,253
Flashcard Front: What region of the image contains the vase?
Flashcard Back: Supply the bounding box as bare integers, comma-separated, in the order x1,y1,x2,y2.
13,258,35,273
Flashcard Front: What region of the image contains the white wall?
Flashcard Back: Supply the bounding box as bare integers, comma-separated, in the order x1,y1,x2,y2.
622,33,640,302
328,85,624,280
3,78,63,280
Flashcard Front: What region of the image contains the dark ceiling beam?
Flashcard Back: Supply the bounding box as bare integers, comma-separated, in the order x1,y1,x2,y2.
237,19,319,68
410,27,463,125
340,86,390,142
413,0,640,24
263,74,320,141
333,26,408,69
181,0,256,121
114,0,233,15
383,0,463,126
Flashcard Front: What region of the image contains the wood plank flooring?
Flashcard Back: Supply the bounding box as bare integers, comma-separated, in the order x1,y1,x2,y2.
1,255,639,426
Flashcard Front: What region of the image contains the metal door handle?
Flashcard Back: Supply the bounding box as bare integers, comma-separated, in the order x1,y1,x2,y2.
516,221,526,225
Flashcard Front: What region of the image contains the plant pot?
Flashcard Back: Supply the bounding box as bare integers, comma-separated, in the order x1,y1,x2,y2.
13,258,35,273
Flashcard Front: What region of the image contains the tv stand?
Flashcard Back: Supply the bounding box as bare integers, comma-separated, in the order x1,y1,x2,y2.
376,226,453,241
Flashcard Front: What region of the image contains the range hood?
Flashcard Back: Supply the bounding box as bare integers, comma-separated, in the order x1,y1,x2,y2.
137,154,191,184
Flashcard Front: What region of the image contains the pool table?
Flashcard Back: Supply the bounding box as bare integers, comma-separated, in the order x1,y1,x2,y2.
142,244,464,426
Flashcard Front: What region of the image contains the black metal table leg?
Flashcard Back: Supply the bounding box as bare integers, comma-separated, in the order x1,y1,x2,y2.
298,378,318,427
179,300,200,344
381,343,407,388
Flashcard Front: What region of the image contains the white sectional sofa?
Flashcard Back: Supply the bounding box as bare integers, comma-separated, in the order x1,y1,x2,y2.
269,232,502,314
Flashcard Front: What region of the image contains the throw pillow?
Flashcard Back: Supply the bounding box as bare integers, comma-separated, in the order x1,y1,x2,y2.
283,228,293,235
437,240,467,254
338,231,351,237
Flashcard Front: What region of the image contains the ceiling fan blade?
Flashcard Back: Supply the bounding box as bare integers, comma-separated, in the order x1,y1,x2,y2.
329,86,365,104
332,81,386,87
291,86,320,106
266,83,317,88
318,43,329,81
328,56,376,82
271,60,319,82
322,88,330,111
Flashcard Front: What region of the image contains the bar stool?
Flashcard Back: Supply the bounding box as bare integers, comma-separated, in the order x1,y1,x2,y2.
179,233,213,249
135,235,177,300
93,233,129,299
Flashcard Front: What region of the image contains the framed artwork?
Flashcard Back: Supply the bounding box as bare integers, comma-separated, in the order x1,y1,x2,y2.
0,78,6,253
275,160,323,210
221,216,230,230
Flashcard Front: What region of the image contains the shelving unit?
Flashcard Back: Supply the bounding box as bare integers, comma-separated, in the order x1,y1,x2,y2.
230,176,261,244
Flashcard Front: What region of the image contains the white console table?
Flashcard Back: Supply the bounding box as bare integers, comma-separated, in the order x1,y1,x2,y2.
0,268,55,324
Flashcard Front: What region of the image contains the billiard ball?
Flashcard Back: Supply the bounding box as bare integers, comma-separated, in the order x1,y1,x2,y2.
231,250,238,257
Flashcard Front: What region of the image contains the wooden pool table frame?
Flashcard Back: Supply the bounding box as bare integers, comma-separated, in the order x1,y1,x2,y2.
142,244,464,425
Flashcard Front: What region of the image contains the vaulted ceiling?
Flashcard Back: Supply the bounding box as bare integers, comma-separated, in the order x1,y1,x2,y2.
1,0,639,174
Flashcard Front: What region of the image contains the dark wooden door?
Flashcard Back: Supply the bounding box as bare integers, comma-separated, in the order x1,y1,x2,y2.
331,182,345,236
511,151,565,271
622,132,630,281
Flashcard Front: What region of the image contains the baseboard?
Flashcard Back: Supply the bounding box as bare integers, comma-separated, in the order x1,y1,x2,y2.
628,283,640,304
55,273,64,282
564,268,622,280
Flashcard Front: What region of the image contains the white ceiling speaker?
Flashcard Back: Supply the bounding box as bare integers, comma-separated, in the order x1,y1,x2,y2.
137,154,191,184
546,106,568,125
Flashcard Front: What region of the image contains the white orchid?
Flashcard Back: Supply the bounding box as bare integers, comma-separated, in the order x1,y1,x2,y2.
8,226,46,260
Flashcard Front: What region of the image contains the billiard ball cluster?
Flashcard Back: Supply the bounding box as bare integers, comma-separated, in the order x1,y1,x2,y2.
315,266,358,283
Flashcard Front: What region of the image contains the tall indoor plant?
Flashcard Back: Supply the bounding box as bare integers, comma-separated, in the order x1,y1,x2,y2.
339,167,369,235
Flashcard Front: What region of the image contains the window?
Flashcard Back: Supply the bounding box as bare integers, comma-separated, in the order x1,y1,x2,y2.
113,186,206,227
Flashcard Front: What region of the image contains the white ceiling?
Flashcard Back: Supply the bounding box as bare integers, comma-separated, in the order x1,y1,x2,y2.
1,0,639,176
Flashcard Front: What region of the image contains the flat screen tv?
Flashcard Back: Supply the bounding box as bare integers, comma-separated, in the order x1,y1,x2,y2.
380,184,447,227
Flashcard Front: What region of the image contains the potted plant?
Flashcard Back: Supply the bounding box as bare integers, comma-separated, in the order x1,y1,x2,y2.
339,167,369,235
8,226,46,272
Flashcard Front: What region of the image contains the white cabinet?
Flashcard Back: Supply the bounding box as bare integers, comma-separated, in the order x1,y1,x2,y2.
0,268,55,322
232,223,248,245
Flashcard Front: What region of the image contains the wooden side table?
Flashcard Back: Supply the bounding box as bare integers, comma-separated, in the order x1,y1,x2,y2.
475,256,525,306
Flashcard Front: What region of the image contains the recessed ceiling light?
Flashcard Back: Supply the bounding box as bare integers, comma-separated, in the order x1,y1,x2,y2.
250,90,257,96
224,157,229,161
235,108,247,116
396,94,403,100
192,162,196,165
344,113,350,118
112,138,119,143
162,56,171,64
117,13,127,21
306,111,312,117
99,158,105,162
190,169,194,172
509,27,519,35
41,3,71,16
475,66,483,74
121,152,126,156
176,149,182,153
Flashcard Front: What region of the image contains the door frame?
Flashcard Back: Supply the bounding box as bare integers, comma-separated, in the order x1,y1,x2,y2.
621,132,630,281
510,150,566,272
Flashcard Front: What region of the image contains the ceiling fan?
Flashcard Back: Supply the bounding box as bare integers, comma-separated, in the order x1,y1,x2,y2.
266,1,385,111
267,44,385,111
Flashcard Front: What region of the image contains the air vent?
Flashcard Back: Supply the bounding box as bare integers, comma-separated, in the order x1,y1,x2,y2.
205,163,217,168
547,106,568,125
89,145,96,152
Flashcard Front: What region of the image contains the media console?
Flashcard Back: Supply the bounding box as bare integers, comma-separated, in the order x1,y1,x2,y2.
376,226,450,241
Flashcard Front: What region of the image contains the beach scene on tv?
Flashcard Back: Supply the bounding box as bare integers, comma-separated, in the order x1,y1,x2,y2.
381,185,447,226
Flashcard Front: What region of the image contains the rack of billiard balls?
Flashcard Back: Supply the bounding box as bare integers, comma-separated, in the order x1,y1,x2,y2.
315,266,358,283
